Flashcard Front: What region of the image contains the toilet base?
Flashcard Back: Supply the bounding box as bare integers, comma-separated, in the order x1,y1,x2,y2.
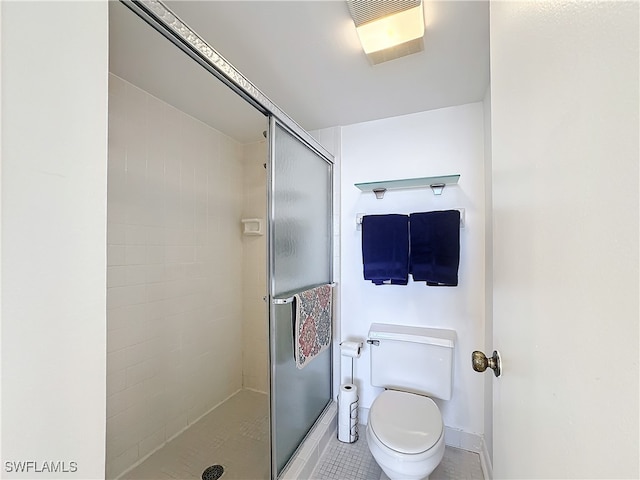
366,422,444,480
378,470,429,480
377,462,435,480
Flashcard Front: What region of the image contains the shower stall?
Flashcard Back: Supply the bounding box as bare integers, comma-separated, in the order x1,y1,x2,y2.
106,2,334,479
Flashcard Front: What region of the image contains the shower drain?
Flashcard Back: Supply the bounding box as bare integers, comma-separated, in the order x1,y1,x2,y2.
202,464,224,480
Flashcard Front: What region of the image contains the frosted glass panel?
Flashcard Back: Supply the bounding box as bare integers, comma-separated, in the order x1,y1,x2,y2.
273,306,331,475
272,124,331,296
270,122,332,476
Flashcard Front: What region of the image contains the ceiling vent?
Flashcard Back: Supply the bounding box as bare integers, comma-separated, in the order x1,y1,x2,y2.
346,0,425,65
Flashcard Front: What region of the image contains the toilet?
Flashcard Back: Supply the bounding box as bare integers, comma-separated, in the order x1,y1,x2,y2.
365,323,456,480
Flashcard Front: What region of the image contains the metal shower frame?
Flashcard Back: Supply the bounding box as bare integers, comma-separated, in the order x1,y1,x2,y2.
118,2,335,478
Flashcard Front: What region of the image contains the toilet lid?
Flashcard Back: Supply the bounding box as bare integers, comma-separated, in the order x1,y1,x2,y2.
369,390,443,454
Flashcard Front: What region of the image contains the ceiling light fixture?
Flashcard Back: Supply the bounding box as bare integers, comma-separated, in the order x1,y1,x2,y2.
347,0,425,65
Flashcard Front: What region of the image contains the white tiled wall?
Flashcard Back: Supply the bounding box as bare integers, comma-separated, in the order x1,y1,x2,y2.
241,140,268,393
106,74,258,478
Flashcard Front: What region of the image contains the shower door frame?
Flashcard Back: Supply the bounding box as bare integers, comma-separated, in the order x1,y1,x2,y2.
267,116,335,478
119,0,333,163
119,2,336,479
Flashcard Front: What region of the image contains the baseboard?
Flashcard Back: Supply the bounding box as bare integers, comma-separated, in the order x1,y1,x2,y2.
443,426,482,452
444,426,493,479
358,405,369,425
479,436,493,480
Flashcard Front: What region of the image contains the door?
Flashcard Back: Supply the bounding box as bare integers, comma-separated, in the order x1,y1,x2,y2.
268,118,334,478
490,2,638,478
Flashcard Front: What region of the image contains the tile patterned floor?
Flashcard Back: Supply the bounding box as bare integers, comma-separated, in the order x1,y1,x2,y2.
311,426,484,480
121,395,482,480
122,390,270,480
311,431,381,480
430,446,484,480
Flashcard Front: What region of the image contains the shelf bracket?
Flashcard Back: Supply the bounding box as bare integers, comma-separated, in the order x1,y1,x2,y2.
372,188,387,199
430,183,446,195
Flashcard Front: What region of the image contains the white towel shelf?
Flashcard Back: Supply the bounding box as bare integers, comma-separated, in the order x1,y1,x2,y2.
355,174,460,198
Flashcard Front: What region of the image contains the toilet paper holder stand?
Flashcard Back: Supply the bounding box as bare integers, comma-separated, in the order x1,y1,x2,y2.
339,383,360,443
339,341,362,384
339,341,363,443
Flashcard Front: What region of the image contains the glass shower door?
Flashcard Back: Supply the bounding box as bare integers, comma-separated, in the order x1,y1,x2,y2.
268,118,333,477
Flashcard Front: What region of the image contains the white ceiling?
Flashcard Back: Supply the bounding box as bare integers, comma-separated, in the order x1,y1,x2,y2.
109,1,489,144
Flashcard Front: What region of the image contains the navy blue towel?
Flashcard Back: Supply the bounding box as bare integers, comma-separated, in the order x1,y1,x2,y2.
409,210,460,286
362,214,409,285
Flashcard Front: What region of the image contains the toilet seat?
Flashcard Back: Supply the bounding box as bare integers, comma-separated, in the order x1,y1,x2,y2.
369,390,443,454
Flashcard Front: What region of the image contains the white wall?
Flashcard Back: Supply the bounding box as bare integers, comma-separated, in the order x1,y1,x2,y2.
106,75,245,478
1,2,108,478
340,103,486,438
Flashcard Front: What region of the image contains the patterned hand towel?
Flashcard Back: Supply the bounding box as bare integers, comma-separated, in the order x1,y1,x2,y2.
293,284,333,369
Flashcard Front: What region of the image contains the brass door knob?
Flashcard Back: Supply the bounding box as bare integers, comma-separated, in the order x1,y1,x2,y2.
472,350,502,377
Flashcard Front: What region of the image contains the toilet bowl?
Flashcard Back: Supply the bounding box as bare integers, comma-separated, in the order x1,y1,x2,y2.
366,390,445,480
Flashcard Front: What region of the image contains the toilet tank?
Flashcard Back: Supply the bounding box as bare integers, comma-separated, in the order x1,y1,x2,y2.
368,323,456,400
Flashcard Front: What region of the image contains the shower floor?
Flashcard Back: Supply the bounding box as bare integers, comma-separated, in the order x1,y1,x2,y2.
121,389,270,480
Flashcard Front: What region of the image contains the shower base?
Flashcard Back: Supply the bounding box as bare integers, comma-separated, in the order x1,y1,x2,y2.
120,389,269,480
280,401,337,480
